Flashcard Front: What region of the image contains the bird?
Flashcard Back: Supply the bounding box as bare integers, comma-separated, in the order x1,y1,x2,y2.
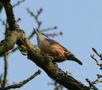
35,30,83,65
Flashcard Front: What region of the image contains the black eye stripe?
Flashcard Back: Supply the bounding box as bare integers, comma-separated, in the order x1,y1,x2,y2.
41,33,48,37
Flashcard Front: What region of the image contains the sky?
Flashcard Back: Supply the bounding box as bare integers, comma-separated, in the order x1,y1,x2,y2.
0,0,102,90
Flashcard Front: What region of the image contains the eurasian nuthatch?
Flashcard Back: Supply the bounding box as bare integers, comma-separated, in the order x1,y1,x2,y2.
35,30,82,65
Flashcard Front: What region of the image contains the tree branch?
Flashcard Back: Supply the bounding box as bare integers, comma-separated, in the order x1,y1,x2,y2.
0,30,22,56
91,48,102,69
86,79,98,90
0,70,41,90
1,53,8,88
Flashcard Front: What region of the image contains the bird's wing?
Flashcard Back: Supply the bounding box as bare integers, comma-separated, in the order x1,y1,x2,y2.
45,38,70,53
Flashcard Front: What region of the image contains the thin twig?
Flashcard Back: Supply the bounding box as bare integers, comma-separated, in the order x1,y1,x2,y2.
13,0,25,8
1,53,8,88
41,26,57,32
27,8,42,30
92,74,102,84
0,70,41,90
46,31,63,38
86,78,98,90
0,18,7,27
92,79,102,84
91,48,102,69
92,48,102,60
90,54,100,66
16,18,21,23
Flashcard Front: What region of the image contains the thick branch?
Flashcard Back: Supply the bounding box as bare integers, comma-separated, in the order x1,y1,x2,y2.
3,3,16,30
0,30,21,56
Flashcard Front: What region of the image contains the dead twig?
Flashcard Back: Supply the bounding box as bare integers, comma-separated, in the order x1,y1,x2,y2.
0,70,41,90
91,48,102,69
86,78,98,90
1,53,9,88
13,0,25,8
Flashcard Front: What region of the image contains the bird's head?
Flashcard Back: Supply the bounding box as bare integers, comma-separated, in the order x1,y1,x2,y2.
35,30,48,43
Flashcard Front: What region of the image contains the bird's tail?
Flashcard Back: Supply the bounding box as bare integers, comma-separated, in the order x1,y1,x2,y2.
72,57,83,65
65,52,83,65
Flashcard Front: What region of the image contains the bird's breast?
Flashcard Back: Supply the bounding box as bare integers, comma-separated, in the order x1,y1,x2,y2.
38,40,51,53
